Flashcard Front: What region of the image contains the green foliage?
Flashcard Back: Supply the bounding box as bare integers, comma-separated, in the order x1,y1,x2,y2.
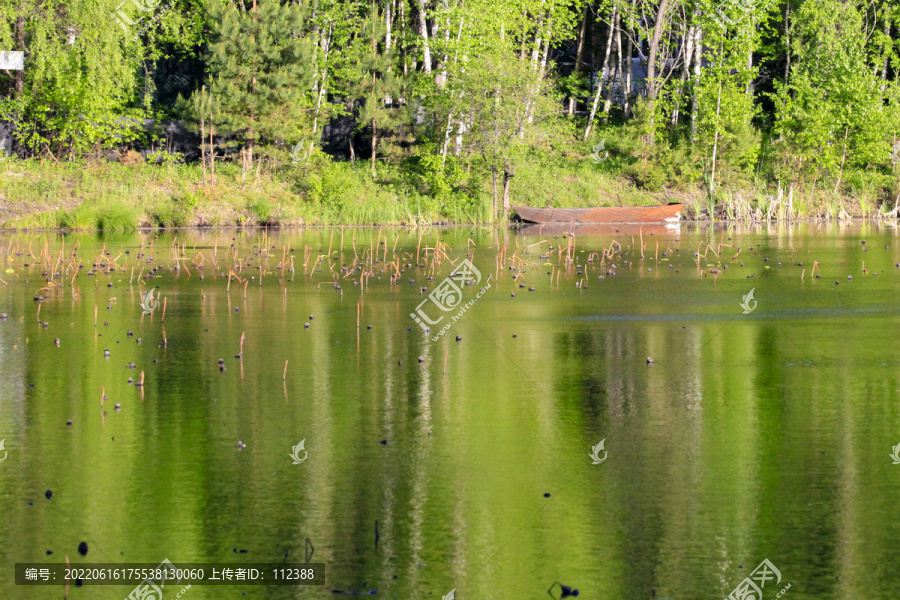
343,5,412,170
773,0,900,184
206,0,317,154
406,149,466,198
0,0,144,157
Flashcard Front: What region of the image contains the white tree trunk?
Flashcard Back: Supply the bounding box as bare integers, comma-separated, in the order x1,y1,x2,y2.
602,11,621,121
709,80,722,194
690,25,703,141
622,4,634,117
417,0,431,73
385,0,392,51
583,7,617,141
670,21,695,126
312,24,332,134
645,0,671,136
569,3,589,115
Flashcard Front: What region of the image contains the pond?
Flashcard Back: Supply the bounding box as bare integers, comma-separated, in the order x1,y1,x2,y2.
1,222,900,599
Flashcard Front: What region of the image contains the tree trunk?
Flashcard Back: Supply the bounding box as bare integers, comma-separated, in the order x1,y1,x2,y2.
531,1,546,68
689,25,703,141
644,0,671,138
241,147,247,188
491,167,498,219
783,3,790,85
880,20,891,91
671,20,695,126
540,31,551,71
14,16,25,99
417,0,431,73
746,49,753,96
834,127,849,194
709,80,722,194
622,6,634,117
209,126,215,185
371,118,377,175
441,113,453,167
602,11,621,123
569,2,590,115
200,117,207,184
385,0,392,51
502,168,513,214
583,6,617,141
313,25,332,134
400,0,408,76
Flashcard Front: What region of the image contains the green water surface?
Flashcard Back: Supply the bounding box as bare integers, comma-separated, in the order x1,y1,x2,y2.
1,222,900,599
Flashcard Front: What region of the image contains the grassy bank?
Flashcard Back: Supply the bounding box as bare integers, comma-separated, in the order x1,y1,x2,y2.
0,151,896,230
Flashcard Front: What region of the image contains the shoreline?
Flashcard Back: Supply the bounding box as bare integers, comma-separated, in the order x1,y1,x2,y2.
2,216,899,234
1,159,896,231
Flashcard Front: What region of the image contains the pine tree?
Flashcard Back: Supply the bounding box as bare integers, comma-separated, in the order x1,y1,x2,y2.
206,0,316,182
346,5,411,175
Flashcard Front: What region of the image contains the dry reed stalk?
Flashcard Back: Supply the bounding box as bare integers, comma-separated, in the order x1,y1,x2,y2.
283,360,288,380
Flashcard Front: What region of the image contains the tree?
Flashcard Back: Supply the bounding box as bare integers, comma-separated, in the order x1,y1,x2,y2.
0,0,144,158
773,0,898,192
345,5,411,175
459,45,556,217
206,0,317,182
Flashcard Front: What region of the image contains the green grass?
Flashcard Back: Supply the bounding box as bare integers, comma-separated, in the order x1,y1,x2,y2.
0,152,897,230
